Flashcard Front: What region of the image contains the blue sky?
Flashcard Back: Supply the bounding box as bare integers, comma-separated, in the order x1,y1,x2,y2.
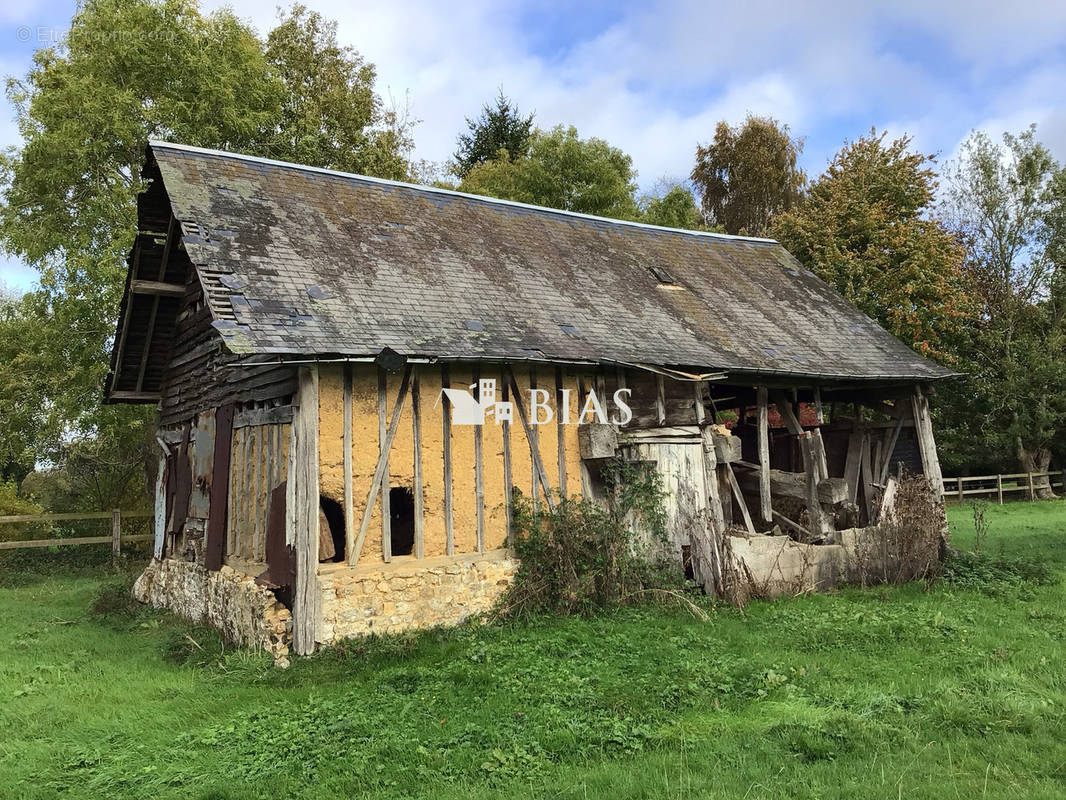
2,0,1066,293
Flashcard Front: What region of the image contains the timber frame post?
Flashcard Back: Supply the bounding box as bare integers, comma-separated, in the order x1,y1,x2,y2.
911,385,944,496
291,365,320,656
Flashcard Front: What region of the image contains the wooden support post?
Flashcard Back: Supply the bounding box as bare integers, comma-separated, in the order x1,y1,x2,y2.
473,369,485,553
411,371,425,559
378,368,392,562
655,374,666,425
911,386,944,493
529,369,540,511
800,434,827,538
501,371,513,546
813,387,824,424
555,367,567,498
997,473,1004,505
441,365,454,555
1028,472,1035,502
843,430,863,504
695,426,727,596
353,367,411,566
859,432,876,523
292,366,320,656
756,387,772,524
343,366,355,562
153,455,167,559
957,476,964,502
111,509,121,565
693,382,705,425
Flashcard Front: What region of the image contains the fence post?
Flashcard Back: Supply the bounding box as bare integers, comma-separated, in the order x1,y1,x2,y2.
957,476,964,502
1027,473,1035,502
111,509,121,564
997,474,1003,505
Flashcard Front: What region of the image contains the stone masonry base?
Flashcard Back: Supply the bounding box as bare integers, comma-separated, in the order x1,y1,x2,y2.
132,558,293,666
317,550,518,644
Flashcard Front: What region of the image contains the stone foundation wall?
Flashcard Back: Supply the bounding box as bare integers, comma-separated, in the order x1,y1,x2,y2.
317,550,518,643
132,558,293,665
727,528,881,597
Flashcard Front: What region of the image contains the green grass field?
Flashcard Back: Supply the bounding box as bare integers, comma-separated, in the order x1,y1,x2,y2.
1,500,1064,799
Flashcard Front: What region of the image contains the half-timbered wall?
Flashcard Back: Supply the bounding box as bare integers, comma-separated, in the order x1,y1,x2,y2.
317,363,589,564
227,419,291,564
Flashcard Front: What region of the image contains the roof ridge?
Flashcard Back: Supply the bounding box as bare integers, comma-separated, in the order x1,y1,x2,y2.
148,139,780,245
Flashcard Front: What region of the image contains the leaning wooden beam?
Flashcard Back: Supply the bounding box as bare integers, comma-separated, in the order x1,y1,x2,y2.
772,392,804,435
343,365,354,562
441,365,454,555
735,467,848,504
756,387,772,524
772,509,811,539
352,366,411,566
507,367,557,511
878,414,905,485
378,368,392,562
292,366,320,656
724,462,756,534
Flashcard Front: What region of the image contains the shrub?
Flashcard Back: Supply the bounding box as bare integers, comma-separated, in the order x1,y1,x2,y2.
500,458,680,617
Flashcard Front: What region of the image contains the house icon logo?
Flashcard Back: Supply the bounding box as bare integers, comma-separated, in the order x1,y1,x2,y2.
437,377,634,427
437,379,513,425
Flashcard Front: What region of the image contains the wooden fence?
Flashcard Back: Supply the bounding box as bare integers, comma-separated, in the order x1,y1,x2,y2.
941,471,1065,503
0,510,154,560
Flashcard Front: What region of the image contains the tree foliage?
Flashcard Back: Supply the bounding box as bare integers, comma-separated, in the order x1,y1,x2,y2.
937,126,1066,479
0,0,414,477
638,184,705,230
772,131,972,361
265,4,414,179
452,90,534,178
459,125,639,219
691,115,806,235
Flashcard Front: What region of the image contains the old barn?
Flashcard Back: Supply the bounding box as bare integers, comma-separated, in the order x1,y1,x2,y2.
107,142,953,661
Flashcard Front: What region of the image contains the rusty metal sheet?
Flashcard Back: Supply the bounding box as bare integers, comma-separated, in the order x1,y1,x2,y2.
204,404,234,571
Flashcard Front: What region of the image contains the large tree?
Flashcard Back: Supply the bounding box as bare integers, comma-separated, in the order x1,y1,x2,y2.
691,115,806,235
459,125,639,219
0,0,415,479
940,126,1066,489
265,4,413,179
452,91,534,179
772,131,971,362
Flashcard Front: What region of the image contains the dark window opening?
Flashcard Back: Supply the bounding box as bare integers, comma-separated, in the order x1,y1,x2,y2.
681,545,694,581
319,496,346,562
389,487,415,556
650,265,676,284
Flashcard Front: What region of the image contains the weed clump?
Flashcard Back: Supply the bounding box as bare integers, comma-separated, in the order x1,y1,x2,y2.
500,459,684,617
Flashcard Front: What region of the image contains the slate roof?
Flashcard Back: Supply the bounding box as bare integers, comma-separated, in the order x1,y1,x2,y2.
146,141,955,383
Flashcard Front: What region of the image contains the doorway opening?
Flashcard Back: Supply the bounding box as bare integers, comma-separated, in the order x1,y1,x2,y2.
319,495,345,562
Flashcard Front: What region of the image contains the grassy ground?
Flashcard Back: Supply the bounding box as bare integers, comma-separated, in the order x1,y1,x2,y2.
0,500,1063,799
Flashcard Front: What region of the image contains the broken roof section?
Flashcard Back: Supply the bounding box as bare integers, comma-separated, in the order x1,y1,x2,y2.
146,140,955,383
